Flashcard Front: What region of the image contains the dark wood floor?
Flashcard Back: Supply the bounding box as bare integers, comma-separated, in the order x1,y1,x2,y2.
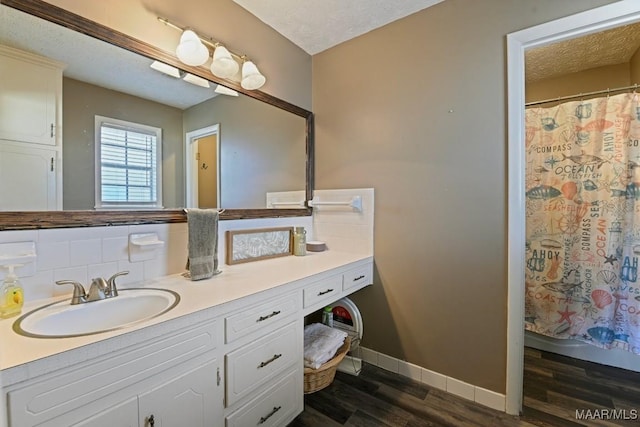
289,347,640,426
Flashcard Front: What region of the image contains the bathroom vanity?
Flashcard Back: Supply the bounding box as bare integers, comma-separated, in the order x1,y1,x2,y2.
0,251,373,427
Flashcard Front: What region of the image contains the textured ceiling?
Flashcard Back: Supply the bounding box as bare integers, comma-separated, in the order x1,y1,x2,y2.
526,21,640,82
232,0,446,55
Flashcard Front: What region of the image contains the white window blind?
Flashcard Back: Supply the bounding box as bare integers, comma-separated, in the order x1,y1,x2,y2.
95,116,162,208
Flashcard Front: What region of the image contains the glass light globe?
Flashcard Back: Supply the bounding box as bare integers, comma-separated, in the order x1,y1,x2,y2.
210,46,239,78
241,60,266,90
176,30,209,66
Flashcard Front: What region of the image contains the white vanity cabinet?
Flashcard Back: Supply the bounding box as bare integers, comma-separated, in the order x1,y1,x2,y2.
1,256,374,427
137,359,220,427
222,292,304,426
5,320,222,427
302,263,373,316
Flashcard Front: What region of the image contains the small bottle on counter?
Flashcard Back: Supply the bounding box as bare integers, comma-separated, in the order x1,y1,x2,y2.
322,306,333,327
0,265,24,319
293,226,307,256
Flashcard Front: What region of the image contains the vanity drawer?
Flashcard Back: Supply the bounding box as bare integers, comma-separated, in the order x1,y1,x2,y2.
225,369,302,427
225,321,300,407
225,293,299,343
343,265,372,291
303,275,342,308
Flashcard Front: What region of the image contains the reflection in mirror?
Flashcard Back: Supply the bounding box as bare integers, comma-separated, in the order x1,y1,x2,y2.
0,3,307,212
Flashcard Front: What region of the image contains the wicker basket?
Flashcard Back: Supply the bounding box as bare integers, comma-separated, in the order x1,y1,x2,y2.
304,337,351,394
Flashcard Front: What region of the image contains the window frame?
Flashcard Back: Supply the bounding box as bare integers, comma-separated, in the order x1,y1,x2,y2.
94,115,163,209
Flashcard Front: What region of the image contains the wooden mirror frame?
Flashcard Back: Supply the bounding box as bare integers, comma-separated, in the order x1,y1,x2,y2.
0,0,313,230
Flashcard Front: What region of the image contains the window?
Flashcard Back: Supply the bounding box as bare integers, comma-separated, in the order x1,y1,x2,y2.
95,116,163,209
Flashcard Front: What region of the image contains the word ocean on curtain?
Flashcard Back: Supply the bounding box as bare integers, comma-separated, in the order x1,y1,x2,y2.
525,92,640,354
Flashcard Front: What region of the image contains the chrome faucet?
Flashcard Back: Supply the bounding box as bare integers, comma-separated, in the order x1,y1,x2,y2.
56,271,129,305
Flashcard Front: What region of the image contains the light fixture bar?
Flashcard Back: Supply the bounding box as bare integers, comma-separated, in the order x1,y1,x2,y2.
158,17,248,62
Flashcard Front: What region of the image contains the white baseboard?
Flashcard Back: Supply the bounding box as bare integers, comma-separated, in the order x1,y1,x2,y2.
357,346,506,412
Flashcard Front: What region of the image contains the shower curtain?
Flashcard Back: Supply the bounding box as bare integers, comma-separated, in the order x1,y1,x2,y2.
525,92,640,355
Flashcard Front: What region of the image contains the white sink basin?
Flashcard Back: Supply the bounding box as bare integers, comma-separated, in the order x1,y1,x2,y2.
13,288,180,338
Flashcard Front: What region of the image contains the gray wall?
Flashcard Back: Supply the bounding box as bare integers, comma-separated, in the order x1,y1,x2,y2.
312,0,618,393
183,94,306,208
63,78,184,209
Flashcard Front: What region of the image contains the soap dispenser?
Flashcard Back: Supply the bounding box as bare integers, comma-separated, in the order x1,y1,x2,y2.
0,265,24,319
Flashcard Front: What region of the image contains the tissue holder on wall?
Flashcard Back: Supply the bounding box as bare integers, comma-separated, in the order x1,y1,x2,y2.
129,233,165,262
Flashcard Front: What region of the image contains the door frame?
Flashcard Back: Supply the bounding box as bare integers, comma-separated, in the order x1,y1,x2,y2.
506,0,640,415
185,124,220,209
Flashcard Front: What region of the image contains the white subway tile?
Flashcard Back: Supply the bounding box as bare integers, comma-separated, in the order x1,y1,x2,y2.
143,256,169,280
359,347,378,366
20,270,54,301
0,230,38,244
398,360,422,381
446,377,475,401
39,227,99,243
422,368,447,390
69,239,102,267
102,236,129,262
378,353,399,373
37,241,69,271
87,262,119,281
116,260,144,286
474,387,506,412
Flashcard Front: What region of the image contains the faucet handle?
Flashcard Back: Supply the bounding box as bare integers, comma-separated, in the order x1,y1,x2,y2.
55,280,87,305
106,271,129,297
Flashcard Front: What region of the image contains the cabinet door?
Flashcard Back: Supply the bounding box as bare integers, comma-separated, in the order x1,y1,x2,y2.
138,359,221,427
0,144,60,210
0,48,61,146
72,397,138,427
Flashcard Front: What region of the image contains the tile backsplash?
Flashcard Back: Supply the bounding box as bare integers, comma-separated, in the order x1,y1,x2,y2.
0,223,188,302
0,216,316,303
312,188,374,255
0,188,373,303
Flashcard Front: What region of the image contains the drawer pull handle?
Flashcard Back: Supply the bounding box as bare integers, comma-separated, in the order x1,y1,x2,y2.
318,288,334,296
353,275,365,281
258,353,282,368
257,310,281,322
148,414,155,427
259,406,282,424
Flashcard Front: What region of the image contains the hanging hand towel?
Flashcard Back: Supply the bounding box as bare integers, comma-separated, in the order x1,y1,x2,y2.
185,208,222,280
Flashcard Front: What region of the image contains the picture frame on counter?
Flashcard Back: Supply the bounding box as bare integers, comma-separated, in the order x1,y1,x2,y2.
226,227,293,265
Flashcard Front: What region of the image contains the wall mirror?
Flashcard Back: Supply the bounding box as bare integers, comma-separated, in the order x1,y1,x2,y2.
0,0,313,229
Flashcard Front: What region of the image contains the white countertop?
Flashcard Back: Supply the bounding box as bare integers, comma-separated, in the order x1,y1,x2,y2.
0,250,372,376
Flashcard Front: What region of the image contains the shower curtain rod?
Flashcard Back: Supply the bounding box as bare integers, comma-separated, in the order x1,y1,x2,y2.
525,83,639,107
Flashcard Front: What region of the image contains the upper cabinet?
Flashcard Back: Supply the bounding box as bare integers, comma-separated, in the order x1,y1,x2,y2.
0,44,63,146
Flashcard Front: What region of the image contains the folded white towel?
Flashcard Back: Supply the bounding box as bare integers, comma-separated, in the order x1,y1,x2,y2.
304,323,348,369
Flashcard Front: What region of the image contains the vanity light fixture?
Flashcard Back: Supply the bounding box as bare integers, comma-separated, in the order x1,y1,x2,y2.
214,84,239,97
150,60,181,78
158,17,266,90
183,73,211,88
149,61,211,89
176,29,209,66
211,45,239,79
241,59,266,90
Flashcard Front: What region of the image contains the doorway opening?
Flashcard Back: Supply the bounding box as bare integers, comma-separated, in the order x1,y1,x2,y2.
185,124,221,209
506,0,640,415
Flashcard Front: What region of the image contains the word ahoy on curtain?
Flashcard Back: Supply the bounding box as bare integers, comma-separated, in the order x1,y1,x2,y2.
525,91,640,355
